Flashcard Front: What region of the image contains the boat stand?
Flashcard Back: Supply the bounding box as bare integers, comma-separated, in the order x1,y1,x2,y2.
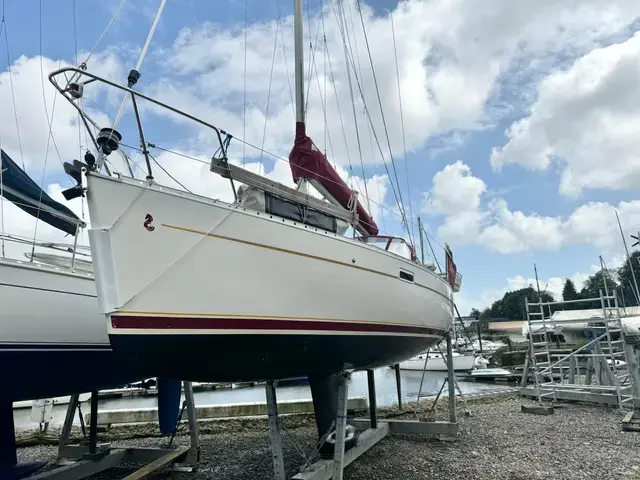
29,381,200,479
267,338,460,479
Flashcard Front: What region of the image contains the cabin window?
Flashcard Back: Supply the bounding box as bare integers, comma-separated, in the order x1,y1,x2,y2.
399,270,414,282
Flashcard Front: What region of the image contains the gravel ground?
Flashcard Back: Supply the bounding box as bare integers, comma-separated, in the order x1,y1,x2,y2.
18,396,640,479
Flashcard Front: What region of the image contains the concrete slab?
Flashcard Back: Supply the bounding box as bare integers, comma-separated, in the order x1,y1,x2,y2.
292,424,389,480
521,404,554,415
350,419,459,436
88,397,368,426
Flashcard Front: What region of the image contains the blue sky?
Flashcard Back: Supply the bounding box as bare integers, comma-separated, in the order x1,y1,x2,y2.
2,0,640,314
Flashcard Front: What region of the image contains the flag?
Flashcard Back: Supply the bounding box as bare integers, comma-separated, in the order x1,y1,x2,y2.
445,244,457,289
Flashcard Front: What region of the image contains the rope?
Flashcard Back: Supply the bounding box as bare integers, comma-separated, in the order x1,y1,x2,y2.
390,9,414,243
1,8,25,170
355,0,409,239
258,15,280,174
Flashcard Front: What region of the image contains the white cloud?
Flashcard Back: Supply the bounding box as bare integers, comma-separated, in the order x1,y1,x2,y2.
427,161,640,254
491,32,640,196
423,161,486,215
134,0,640,172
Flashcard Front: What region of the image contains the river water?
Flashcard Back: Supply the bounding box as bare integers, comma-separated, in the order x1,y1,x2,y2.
14,368,499,428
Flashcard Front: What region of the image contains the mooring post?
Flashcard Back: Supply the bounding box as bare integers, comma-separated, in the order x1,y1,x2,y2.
333,374,349,480
394,364,403,410
446,334,457,423
367,370,377,429
265,380,285,480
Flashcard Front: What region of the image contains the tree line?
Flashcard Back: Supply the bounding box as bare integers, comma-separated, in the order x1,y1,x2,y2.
470,251,640,321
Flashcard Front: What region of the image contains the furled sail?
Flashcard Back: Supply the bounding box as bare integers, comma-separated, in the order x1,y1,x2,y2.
288,122,379,236
1,150,83,235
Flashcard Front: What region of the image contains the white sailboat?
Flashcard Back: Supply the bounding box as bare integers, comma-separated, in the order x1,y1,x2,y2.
398,351,477,372
49,0,461,385
0,150,155,403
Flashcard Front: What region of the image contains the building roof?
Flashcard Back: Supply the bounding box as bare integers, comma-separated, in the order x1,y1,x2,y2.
488,321,525,332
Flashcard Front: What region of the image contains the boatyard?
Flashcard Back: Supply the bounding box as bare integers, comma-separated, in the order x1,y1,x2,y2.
16,394,640,479
2,0,640,478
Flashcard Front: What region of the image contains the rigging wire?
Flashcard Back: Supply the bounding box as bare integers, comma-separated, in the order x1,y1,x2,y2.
277,0,296,121
354,0,409,240
258,15,280,174
303,0,324,118
242,0,247,165
67,0,127,87
148,152,192,193
327,0,404,232
309,38,338,171
37,2,68,179
111,0,167,132
72,0,86,236
1,4,25,170
335,0,370,215
390,8,414,243
322,36,361,193
141,139,444,255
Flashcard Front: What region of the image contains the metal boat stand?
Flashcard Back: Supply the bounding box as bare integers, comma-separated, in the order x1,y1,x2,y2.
29,381,200,479
267,339,460,479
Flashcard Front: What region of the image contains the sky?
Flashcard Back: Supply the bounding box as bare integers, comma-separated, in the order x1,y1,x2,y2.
1,0,640,316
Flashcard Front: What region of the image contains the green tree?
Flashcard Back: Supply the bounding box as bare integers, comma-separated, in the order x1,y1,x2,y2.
483,287,555,321
561,278,582,310
562,279,579,301
579,270,619,306
617,251,640,307
469,308,481,319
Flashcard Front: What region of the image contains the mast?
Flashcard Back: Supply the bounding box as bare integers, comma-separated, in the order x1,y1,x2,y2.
293,0,305,124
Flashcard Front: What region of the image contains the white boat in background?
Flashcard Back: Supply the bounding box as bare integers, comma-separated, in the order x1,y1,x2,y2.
0,150,155,403
399,351,477,372
12,393,91,410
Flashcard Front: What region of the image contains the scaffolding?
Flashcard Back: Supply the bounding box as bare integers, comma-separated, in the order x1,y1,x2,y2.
521,291,640,409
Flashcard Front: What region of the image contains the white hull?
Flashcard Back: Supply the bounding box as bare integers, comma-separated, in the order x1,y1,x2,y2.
399,353,476,371
0,258,150,401
85,173,454,380
0,258,104,348
12,393,91,410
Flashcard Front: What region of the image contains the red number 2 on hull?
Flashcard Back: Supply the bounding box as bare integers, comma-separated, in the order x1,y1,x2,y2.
143,214,155,231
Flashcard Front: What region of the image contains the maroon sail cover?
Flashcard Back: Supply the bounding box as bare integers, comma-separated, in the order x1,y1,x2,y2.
289,122,379,236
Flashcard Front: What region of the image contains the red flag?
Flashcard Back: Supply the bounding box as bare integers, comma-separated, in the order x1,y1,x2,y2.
445,244,457,289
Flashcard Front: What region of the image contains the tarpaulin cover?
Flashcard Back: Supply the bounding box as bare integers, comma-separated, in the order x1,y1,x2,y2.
1,149,80,235
288,122,379,236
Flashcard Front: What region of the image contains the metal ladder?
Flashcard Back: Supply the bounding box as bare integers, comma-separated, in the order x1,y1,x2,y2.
600,294,635,407
524,292,636,409
525,296,556,404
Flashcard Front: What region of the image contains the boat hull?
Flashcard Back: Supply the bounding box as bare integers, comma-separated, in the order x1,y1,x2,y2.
86,173,455,381
0,259,150,402
110,332,440,382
